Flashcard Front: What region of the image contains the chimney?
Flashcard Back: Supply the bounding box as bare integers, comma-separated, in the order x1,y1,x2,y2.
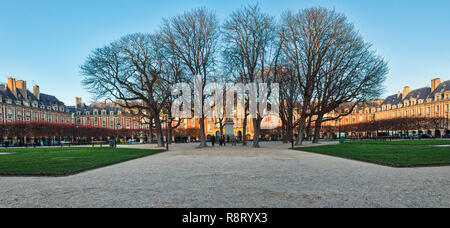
431,78,441,92
33,85,40,100
7,77,17,98
16,80,27,100
397,91,401,99
76,97,83,107
402,86,410,100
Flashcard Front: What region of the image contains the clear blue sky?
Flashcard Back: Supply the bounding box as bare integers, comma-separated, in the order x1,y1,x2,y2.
0,0,449,105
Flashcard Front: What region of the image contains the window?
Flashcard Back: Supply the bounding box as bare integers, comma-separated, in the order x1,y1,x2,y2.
34,112,38,121
7,109,13,118
48,113,52,122
94,117,98,127
437,105,440,113
55,114,58,123
102,117,106,128
117,118,122,129
126,118,130,129
17,110,22,119
26,111,31,119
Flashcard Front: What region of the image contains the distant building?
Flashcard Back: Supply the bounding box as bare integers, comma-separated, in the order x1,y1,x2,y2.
66,98,145,131
330,78,450,137
0,77,72,124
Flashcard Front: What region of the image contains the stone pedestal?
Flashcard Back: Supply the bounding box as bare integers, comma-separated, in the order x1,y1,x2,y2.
224,119,235,137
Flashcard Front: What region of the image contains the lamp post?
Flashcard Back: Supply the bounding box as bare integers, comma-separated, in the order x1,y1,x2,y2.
116,122,121,147
166,118,172,151
71,113,76,144
291,127,294,150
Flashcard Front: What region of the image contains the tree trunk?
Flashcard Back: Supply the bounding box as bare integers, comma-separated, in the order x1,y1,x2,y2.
296,114,307,146
305,117,313,141
313,115,323,143
285,113,294,144
282,121,288,144
168,124,173,144
153,117,164,147
252,117,262,148
149,121,154,144
199,116,207,147
242,114,248,146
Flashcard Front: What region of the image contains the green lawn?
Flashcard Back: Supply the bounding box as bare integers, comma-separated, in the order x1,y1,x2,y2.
345,139,450,145
0,147,164,176
297,140,450,167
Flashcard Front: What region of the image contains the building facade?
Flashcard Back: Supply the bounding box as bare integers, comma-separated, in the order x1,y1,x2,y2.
1,76,449,145
330,78,450,137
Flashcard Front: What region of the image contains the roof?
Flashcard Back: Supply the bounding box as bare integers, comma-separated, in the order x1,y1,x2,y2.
429,80,450,98
381,94,403,106
0,83,65,108
404,87,430,101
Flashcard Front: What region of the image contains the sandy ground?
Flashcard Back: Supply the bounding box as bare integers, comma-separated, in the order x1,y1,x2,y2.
0,141,449,208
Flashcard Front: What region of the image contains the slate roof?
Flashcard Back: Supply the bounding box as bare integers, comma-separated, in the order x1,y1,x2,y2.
429,80,450,98
0,84,65,108
381,94,403,106
379,80,450,109
67,102,126,115
404,87,431,101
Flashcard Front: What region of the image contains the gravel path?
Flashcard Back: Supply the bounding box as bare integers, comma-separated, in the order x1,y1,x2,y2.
0,142,449,208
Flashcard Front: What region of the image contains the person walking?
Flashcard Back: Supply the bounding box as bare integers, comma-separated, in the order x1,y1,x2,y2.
211,136,216,147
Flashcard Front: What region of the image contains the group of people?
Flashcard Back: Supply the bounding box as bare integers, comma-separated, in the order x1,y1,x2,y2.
210,135,236,147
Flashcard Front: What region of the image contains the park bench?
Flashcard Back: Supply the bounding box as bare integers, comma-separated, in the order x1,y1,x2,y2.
25,142,36,148
60,142,72,147
92,141,105,147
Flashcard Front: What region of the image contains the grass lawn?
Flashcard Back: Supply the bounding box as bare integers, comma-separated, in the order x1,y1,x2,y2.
345,139,450,145
0,147,164,176
297,140,450,167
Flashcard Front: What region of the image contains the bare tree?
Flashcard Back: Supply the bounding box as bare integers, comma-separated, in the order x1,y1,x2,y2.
280,7,388,145
81,33,176,147
274,62,302,144
222,4,279,148
161,7,219,147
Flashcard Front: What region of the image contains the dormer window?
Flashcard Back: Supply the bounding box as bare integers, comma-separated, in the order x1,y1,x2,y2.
93,110,98,115
101,110,107,115
86,111,90,116
110,111,115,116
